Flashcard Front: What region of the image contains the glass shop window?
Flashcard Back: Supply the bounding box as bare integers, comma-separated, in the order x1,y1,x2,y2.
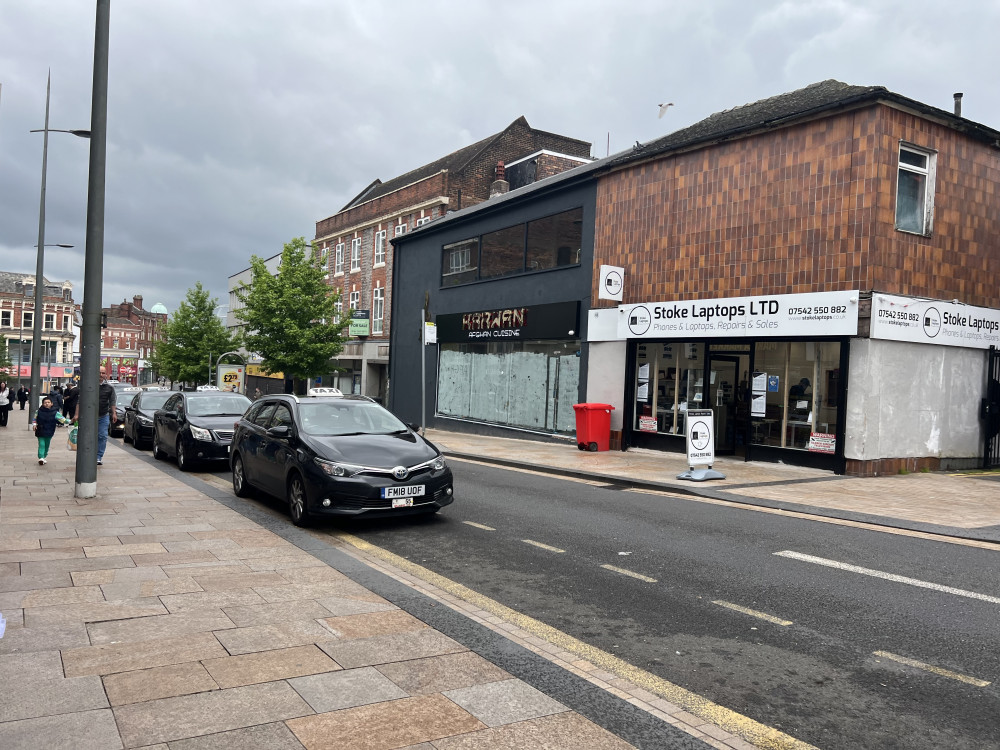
633,342,705,436
749,341,841,452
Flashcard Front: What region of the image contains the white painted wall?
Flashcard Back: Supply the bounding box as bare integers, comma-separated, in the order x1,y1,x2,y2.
586,341,627,431
846,338,985,461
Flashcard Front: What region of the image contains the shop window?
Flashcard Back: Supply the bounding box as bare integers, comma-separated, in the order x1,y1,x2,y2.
480,225,525,279
634,342,705,436
526,207,582,271
895,144,935,235
442,238,480,286
749,341,840,452
438,340,579,433
439,207,584,287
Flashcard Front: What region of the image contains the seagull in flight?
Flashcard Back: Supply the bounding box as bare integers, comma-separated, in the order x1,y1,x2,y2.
658,102,674,119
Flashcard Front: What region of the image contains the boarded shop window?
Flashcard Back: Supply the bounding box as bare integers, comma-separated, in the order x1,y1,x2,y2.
437,341,579,433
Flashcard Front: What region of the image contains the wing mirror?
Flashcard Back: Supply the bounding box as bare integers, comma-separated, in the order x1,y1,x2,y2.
267,425,292,438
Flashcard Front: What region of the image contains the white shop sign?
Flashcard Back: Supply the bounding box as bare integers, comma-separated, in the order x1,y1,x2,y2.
685,409,715,467
871,294,1000,350
618,290,859,340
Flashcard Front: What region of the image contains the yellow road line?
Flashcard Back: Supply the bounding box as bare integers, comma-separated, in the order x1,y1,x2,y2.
328,529,816,750
463,521,496,531
523,539,565,553
600,564,658,583
712,600,793,626
873,651,991,687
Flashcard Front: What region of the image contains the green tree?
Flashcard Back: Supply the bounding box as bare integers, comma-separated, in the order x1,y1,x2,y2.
235,237,348,389
0,343,13,376
156,283,241,386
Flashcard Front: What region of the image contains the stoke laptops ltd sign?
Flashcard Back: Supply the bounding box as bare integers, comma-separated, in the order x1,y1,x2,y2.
871,294,1000,350
618,291,859,340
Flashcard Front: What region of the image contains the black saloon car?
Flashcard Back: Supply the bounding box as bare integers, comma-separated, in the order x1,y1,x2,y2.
122,388,173,449
230,393,454,525
110,384,141,437
152,391,251,470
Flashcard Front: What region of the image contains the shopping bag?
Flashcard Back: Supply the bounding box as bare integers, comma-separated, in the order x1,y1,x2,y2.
67,425,79,451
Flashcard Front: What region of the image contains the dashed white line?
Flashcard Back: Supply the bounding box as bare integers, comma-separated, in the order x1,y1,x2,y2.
600,564,657,583
774,550,1000,605
522,539,565,553
874,651,991,687
462,521,496,531
712,600,792,626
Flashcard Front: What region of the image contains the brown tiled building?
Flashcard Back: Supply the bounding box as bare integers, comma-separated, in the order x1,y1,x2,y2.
388,81,1000,476
313,117,591,401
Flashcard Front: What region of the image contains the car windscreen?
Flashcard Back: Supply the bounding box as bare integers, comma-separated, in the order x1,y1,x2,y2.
297,401,408,436
185,394,251,416
139,391,173,410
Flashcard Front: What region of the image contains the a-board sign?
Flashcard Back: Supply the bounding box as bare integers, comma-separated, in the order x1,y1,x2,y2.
685,409,715,467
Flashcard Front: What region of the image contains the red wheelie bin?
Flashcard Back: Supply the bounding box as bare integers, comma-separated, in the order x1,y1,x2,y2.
573,403,615,451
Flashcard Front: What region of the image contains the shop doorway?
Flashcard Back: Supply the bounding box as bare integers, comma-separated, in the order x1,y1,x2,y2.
708,355,742,454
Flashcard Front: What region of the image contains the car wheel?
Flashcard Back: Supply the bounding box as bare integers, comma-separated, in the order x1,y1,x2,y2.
232,455,252,498
287,474,310,527
176,440,193,471
152,438,165,460
133,433,148,450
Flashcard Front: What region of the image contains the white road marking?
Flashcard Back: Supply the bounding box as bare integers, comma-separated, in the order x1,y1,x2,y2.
600,564,657,583
775,551,1000,605
463,521,496,531
522,539,565,553
712,600,793,626
873,651,991,687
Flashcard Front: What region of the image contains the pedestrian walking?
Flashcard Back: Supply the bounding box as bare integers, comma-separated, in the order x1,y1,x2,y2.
62,382,79,420
31,395,70,464
0,382,10,427
48,385,64,413
95,367,117,465
17,385,28,410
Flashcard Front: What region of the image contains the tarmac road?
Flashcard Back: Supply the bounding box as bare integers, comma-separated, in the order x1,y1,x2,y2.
178,446,1000,750
320,459,1000,750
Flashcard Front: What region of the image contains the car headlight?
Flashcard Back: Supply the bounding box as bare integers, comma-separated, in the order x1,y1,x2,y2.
137,416,152,426
189,425,212,441
314,458,364,477
432,456,447,471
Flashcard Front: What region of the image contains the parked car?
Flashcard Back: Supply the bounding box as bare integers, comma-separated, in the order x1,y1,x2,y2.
110,384,141,437
230,393,453,526
122,388,175,449
152,391,252,470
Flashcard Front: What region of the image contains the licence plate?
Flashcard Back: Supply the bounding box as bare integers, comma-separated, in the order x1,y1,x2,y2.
382,484,425,499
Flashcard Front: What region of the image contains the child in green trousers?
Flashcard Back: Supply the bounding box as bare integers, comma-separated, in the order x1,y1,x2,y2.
32,396,71,464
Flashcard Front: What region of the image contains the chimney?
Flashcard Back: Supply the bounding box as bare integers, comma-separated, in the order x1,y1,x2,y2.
134,295,143,310
953,92,963,117
489,160,509,199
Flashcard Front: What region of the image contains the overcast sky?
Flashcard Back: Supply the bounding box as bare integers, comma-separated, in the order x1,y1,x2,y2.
2,0,997,316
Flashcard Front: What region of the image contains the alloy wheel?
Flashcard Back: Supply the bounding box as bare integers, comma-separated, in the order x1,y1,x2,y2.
288,475,309,527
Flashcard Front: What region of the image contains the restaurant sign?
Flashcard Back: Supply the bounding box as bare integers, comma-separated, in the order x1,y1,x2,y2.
436,301,580,343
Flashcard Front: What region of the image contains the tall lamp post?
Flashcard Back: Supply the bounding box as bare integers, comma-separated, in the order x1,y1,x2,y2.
29,71,90,420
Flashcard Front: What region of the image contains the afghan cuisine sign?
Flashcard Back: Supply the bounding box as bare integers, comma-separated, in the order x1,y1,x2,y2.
436,301,579,343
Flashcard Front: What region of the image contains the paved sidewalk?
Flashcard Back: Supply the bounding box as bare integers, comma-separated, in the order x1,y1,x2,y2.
0,423,736,750
424,429,1000,545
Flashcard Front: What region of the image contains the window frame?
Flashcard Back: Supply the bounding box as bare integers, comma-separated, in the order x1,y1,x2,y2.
349,291,360,310
335,242,344,275
350,238,361,272
394,223,407,237
23,312,33,329
895,142,936,236
44,313,55,330
1,311,10,327
374,230,386,266
372,286,384,334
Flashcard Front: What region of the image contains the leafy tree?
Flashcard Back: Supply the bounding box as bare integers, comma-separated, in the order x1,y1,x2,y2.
155,282,241,386
0,344,13,376
235,237,348,389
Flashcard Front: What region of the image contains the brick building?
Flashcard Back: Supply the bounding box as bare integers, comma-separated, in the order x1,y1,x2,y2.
312,116,591,401
0,271,76,388
389,81,1000,476
101,295,168,385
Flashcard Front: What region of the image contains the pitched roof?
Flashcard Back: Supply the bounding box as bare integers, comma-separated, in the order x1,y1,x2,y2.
0,271,68,297
616,79,1000,167
338,117,534,213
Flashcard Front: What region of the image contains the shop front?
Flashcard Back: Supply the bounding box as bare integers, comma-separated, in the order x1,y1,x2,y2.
618,291,859,472
434,301,582,435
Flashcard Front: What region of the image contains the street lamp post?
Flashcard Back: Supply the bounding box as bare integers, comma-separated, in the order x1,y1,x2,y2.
29,71,90,420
